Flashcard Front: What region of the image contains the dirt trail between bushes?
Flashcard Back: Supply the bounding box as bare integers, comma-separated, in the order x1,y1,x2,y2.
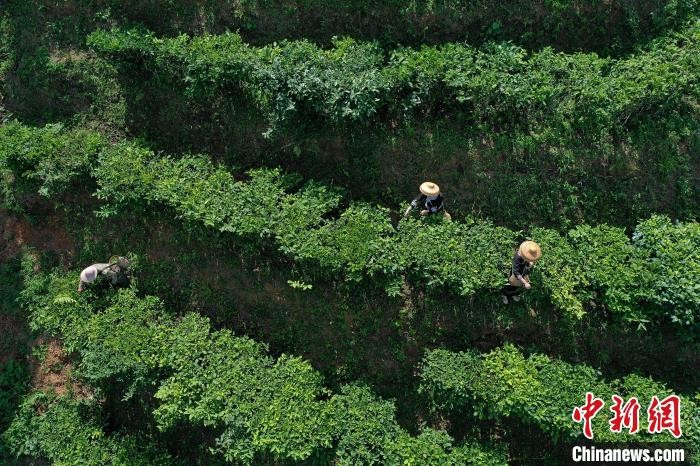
0,207,80,394
30,337,93,399
1,209,75,262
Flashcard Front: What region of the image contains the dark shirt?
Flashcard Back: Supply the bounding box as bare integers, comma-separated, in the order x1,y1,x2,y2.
512,252,533,280
412,194,445,213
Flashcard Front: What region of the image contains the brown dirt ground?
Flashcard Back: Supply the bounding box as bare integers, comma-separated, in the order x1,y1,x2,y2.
0,208,76,263
30,337,92,400
0,208,84,397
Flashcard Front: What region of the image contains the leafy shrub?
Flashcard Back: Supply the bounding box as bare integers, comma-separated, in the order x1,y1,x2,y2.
0,122,105,210
382,428,504,466
4,123,699,329
567,224,646,318
93,140,700,327
529,227,587,319
329,384,401,465
53,0,699,53
326,384,507,465
632,216,700,326
0,359,29,434
3,392,171,465
88,22,700,137
86,24,699,229
420,344,700,446
153,314,336,463
15,268,505,464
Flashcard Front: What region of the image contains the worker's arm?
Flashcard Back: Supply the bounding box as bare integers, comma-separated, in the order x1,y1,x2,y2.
92,263,111,275
411,194,426,208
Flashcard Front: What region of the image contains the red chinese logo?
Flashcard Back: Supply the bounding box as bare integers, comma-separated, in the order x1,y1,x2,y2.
647,395,682,438
573,393,682,439
572,392,605,439
609,395,640,434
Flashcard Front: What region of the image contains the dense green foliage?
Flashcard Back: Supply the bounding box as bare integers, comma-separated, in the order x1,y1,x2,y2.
5,392,172,465
90,139,700,329
85,23,700,228
7,264,506,465
1,122,699,332
2,2,699,464
420,345,700,445
88,23,700,134
5,0,698,53
0,258,30,462
4,3,699,229
0,360,29,460
0,122,105,210
0,1,126,127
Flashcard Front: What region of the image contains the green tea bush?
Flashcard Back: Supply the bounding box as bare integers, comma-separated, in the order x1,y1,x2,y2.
0,1,127,127
2,123,699,330
0,360,29,446
4,2,698,228
153,314,335,463
88,22,700,136
420,345,700,447
0,122,105,210
528,227,587,319
86,23,699,228
279,204,395,281
92,141,700,327
47,0,699,53
331,384,505,465
382,428,506,466
258,37,389,131
4,392,171,465
632,215,700,326
12,268,506,465
565,224,643,317
92,142,518,301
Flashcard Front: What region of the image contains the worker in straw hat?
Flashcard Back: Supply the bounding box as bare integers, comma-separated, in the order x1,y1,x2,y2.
501,241,542,304
78,256,131,293
404,181,451,220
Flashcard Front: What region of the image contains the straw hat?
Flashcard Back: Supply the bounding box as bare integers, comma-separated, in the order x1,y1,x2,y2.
419,182,440,196
80,266,98,283
519,241,542,262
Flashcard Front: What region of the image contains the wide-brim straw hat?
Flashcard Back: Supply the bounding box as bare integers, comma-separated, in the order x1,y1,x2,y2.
80,266,98,283
420,182,440,196
519,241,542,262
